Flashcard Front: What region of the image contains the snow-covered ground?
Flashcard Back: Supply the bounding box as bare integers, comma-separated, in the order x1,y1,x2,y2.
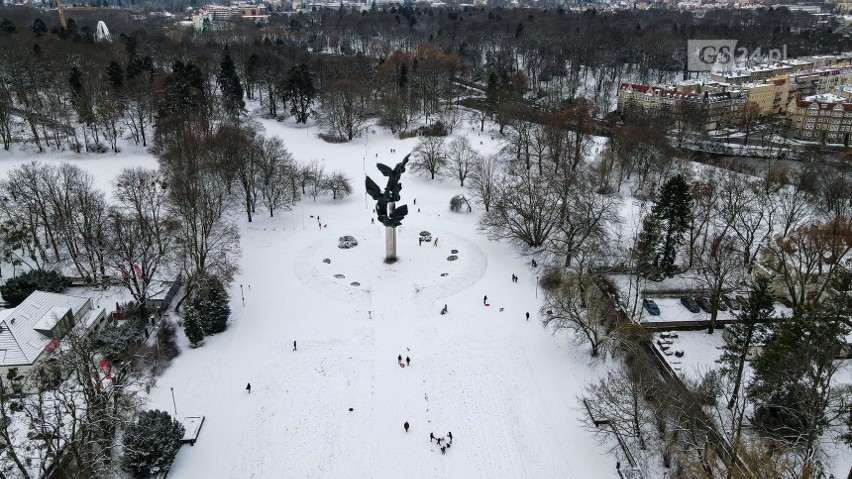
0,116,619,477
142,117,617,478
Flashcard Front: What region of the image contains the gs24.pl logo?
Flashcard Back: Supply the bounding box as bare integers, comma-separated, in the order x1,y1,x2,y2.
687,40,787,72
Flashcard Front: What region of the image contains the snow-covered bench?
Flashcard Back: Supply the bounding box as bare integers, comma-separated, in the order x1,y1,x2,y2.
180,416,205,446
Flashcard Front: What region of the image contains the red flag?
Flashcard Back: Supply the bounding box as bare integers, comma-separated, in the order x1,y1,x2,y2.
99,359,112,380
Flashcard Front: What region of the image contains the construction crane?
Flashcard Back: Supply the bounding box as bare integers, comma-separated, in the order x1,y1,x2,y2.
54,0,67,30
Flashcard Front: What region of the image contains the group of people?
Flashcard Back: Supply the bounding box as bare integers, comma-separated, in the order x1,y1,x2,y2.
511,274,519,283
430,432,454,454
397,354,411,367
418,237,438,246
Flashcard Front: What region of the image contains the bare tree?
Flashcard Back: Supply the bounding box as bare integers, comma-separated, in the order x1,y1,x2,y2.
211,125,257,222
548,170,620,271
761,217,852,307
306,160,327,201
582,361,665,453
411,135,446,180
446,136,479,186
478,170,560,248
469,154,500,212
160,130,241,304
540,272,613,357
254,136,295,217
317,79,370,141
324,171,352,200
107,168,176,304
693,234,744,334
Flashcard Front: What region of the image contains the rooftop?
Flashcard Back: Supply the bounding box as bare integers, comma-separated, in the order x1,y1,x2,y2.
0,291,92,367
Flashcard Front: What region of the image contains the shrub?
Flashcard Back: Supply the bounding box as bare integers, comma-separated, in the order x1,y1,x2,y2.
538,267,563,292
450,194,472,212
96,319,147,363
156,321,180,362
185,277,231,338
318,133,349,143
0,269,68,307
122,410,185,478
182,310,204,347
419,121,448,137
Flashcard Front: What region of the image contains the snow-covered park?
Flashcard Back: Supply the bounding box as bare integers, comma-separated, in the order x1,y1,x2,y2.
0,113,620,478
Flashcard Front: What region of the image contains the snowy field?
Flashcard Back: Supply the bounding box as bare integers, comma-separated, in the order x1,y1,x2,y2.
0,115,619,478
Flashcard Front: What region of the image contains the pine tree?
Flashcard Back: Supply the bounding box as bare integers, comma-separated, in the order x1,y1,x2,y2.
107,60,124,90
32,18,46,37
122,410,185,478
634,212,661,276
640,175,692,276
284,64,316,124
0,269,68,306
0,18,16,34
199,278,230,334
183,304,204,346
217,52,244,117
749,304,850,453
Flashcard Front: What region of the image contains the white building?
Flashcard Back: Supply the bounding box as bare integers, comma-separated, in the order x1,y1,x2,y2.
0,291,106,394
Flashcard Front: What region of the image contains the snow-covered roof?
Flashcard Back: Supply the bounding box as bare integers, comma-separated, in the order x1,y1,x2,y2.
0,291,91,367
33,306,72,333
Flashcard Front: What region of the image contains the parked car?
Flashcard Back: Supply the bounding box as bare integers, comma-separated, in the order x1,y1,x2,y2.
696,296,713,313
721,294,741,311
716,298,728,312
680,296,701,313
735,294,749,308
643,298,660,316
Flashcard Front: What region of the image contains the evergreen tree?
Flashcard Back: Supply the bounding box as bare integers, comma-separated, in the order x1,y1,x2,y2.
637,174,692,277
718,275,774,409
32,18,46,37
0,18,16,34
182,305,204,346
653,174,692,276
107,60,124,90
634,212,661,276
122,410,185,478
195,277,231,335
749,304,850,455
244,53,259,100
217,52,244,117
68,66,94,125
0,269,68,306
283,64,316,124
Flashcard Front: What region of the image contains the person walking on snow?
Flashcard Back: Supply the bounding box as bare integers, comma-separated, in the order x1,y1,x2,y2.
406,356,410,366
430,433,436,442
246,383,251,394
526,312,530,321
483,295,488,305
448,431,453,443
404,421,409,432
433,238,438,246
293,341,297,351
398,354,402,364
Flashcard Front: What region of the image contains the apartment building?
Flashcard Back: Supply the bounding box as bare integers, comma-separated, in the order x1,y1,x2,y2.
787,93,852,146
617,83,746,130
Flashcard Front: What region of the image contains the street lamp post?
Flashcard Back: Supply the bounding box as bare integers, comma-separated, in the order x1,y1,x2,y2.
170,387,178,416
240,284,245,306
